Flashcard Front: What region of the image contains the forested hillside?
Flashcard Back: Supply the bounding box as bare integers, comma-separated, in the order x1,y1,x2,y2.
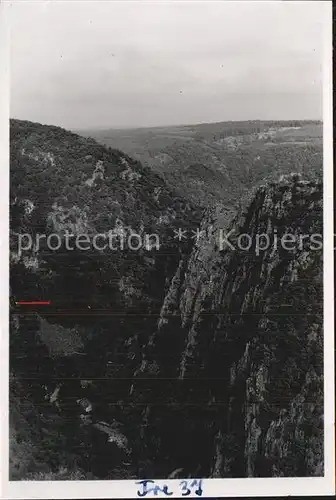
10,119,200,479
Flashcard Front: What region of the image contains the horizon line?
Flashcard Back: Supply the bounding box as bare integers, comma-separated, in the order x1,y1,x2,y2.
9,115,323,134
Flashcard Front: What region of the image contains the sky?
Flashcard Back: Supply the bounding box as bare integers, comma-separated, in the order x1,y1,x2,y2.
10,0,326,130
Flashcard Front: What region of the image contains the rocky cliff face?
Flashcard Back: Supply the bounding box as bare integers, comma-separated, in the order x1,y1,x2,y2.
10,119,323,480
132,175,323,478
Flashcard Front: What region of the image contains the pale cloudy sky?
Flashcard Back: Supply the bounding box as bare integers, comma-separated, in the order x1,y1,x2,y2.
10,0,326,129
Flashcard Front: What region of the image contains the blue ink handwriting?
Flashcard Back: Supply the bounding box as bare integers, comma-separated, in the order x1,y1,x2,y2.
136,480,173,497
136,479,203,497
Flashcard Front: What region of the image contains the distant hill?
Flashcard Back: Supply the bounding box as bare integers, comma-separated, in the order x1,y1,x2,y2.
82,120,323,207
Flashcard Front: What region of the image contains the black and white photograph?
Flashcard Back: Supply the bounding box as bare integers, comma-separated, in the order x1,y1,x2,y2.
1,0,334,498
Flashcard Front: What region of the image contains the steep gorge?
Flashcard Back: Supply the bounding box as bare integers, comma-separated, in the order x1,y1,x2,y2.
9,120,323,480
